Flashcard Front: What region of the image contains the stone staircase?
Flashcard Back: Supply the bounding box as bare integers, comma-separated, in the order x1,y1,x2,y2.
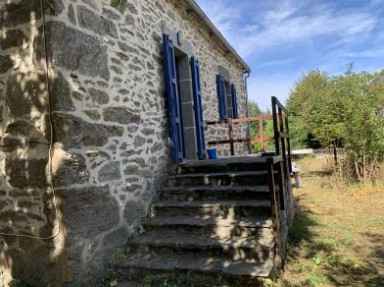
119,156,284,286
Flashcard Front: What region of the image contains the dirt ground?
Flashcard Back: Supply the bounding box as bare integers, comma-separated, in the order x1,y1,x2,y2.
275,156,384,287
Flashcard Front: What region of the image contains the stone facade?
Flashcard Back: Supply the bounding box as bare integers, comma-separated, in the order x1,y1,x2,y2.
0,0,250,286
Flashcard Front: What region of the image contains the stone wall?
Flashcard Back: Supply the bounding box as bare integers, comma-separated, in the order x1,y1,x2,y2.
0,0,68,285
0,0,250,286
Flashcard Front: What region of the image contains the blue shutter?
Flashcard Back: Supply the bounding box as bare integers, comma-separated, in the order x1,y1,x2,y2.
190,57,206,159
216,75,227,120
163,34,184,163
231,84,239,119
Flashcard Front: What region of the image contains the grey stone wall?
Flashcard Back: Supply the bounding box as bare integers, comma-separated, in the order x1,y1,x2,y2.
0,0,250,286
0,1,69,286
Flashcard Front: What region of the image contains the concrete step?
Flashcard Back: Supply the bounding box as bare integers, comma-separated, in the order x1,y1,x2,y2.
177,156,280,174
120,254,274,286
167,171,274,187
126,233,274,262
152,200,271,218
158,185,271,201
141,215,272,238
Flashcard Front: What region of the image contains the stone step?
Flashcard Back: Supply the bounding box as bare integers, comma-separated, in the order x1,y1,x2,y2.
177,156,279,174
126,233,274,262
158,185,271,201
167,171,274,187
141,215,273,238
152,200,271,218
120,254,274,284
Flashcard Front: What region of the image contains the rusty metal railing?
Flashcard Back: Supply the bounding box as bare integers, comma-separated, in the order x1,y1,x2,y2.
205,114,276,156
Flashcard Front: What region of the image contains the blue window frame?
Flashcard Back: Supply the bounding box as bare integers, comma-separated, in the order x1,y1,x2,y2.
216,75,227,120
231,84,239,119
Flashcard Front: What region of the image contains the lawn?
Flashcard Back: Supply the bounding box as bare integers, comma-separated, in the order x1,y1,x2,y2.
275,156,384,287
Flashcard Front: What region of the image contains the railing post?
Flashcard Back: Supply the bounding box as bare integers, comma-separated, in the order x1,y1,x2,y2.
259,118,264,151
268,162,282,269
272,97,280,155
284,116,293,173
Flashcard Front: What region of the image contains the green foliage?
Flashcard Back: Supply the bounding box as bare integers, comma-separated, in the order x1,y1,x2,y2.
287,70,330,149
111,247,127,266
110,0,127,12
248,100,275,153
288,66,384,181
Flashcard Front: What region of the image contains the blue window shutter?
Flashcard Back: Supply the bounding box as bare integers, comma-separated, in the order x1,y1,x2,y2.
231,84,239,119
190,56,206,159
163,34,184,163
216,75,227,120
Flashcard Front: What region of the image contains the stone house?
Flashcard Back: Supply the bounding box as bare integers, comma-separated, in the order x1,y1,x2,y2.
0,0,264,286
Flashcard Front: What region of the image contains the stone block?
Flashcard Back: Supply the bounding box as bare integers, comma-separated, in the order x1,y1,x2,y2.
44,0,64,16
5,72,48,119
52,113,124,149
58,186,119,238
77,5,118,38
0,55,14,74
49,71,75,112
123,200,146,222
103,107,141,125
0,29,27,50
98,161,121,182
5,158,48,188
1,0,42,27
89,88,109,105
40,21,110,80
53,153,89,187
150,142,163,153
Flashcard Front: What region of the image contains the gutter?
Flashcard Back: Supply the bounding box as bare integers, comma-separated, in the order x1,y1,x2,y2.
183,0,252,74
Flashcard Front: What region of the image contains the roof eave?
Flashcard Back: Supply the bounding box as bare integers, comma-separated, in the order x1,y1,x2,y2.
183,0,251,74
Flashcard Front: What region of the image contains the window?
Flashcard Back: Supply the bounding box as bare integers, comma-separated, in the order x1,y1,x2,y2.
231,84,238,119
216,70,239,119
216,74,227,120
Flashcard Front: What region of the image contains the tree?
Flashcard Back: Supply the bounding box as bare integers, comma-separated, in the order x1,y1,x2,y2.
287,70,329,149
288,66,384,182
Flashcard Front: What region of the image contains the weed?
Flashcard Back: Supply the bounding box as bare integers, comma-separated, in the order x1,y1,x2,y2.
110,0,127,12
111,247,127,266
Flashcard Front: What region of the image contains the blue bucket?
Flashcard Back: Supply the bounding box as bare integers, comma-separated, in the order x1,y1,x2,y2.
207,148,217,159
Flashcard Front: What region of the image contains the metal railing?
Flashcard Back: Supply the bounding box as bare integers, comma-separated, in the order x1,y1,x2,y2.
272,96,292,173
205,114,276,155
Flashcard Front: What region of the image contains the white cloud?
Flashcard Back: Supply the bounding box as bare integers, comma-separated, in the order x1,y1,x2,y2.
196,0,379,59
194,0,383,110
260,58,296,67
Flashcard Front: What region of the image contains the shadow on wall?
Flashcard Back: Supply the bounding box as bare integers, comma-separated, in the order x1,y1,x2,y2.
0,1,69,286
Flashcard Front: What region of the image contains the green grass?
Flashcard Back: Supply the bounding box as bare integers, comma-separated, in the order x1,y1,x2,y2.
274,156,384,287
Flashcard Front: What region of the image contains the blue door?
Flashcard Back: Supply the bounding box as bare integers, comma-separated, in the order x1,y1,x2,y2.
190,57,206,159
163,34,184,163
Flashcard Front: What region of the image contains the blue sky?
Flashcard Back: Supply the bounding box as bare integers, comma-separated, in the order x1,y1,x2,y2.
195,0,384,111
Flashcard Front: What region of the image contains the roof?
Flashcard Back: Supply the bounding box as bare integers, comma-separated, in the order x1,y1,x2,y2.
183,0,251,73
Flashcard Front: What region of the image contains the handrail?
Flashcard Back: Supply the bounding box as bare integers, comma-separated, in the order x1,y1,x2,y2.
205,114,276,155
272,96,289,114
272,96,292,173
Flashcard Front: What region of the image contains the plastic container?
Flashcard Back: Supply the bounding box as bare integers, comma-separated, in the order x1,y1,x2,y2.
207,148,217,159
